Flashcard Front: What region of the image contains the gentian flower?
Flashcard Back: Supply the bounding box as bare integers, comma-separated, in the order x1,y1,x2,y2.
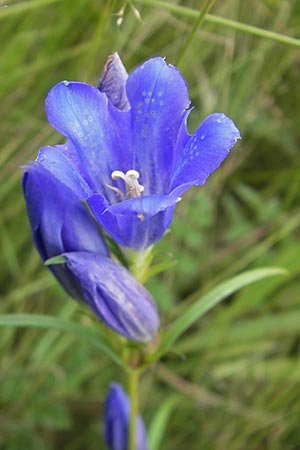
23,163,159,342
41,53,240,250
104,383,148,450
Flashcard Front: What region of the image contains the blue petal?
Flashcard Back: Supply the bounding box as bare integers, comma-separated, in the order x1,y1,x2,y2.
54,141,82,170
23,162,106,256
105,383,148,450
87,194,178,249
98,52,130,111
63,252,160,342
105,194,180,216
174,109,192,160
45,81,132,197
23,163,108,299
37,146,92,198
170,113,241,194
126,57,190,194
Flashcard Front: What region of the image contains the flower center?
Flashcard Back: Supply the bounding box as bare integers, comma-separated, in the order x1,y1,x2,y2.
111,169,144,198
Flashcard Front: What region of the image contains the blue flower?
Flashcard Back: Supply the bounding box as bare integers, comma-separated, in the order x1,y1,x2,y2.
40,54,240,250
23,163,159,341
104,383,148,450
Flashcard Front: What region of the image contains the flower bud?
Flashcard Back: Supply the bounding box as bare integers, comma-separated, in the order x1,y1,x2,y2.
104,383,148,450
23,163,160,341
98,52,130,111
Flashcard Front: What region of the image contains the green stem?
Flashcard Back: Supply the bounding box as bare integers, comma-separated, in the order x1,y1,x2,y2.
176,0,216,69
126,246,153,284
135,0,300,48
128,369,140,450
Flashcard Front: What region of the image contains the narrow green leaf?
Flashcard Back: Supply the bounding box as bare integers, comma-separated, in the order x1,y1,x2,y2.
0,313,123,367
145,259,177,279
155,267,287,359
148,396,179,450
45,255,67,266
136,0,300,48
176,0,216,69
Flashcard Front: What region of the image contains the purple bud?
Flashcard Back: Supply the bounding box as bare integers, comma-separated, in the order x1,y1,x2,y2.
104,383,148,450
98,52,130,111
63,252,160,342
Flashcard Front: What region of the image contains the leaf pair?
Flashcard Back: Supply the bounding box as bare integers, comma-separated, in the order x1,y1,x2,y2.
0,267,287,370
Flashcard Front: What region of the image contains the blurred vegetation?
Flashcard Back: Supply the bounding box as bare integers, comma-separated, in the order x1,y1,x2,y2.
1,0,300,449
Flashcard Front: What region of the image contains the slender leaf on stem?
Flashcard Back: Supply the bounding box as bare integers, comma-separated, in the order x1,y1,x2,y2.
45,255,67,266
145,259,177,279
154,267,287,359
148,396,179,450
0,313,123,367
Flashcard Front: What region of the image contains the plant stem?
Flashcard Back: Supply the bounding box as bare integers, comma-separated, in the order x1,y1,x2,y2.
135,0,300,48
128,369,139,450
176,0,216,69
126,246,153,284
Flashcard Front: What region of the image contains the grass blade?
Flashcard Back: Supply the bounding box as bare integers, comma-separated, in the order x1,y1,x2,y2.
154,267,287,359
148,396,179,450
136,0,300,48
0,313,123,367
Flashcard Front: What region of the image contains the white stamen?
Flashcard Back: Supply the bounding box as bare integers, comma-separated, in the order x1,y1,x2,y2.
111,170,127,182
105,183,124,199
111,169,144,198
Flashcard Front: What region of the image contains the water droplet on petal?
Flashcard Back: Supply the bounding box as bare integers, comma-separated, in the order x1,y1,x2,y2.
63,80,69,86
217,116,225,123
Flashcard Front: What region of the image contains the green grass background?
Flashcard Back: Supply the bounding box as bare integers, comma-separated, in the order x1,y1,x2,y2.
1,0,300,449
